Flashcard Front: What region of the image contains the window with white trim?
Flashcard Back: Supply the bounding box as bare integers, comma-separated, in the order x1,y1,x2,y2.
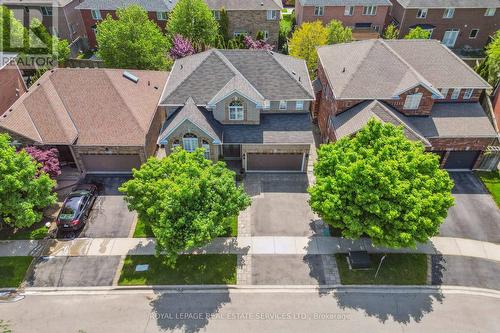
157,12,167,21
296,100,304,110
41,7,53,16
451,88,460,99
202,140,210,159
469,29,479,39
229,100,244,120
416,8,427,18
344,6,354,16
182,134,198,152
91,9,102,20
233,31,247,37
172,139,181,150
424,28,434,38
403,93,423,110
443,8,454,18
442,29,459,47
314,6,324,16
279,100,287,110
439,88,449,99
213,10,220,20
267,10,277,20
363,6,376,16
263,30,269,40
485,8,496,16
463,89,473,99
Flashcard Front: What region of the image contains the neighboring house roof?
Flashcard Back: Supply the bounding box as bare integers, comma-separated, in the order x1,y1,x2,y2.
206,0,283,10
0,53,18,70
161,49,314,105
158,97,223,144
395,0,500,9
75,0,176,11
298,0,391,6
317,39,491,100
2,0,74,7
0,68,169,146
223,113,314,144
330,100,431,145
0,54,27,117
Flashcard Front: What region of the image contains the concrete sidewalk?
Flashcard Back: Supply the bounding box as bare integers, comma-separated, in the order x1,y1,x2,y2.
0,236,498,261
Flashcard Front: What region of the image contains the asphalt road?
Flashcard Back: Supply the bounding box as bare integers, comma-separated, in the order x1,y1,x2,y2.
1,289,499,332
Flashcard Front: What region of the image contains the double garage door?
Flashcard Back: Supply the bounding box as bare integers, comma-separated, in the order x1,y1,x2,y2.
440,151,481,170
246,153,305,172
81,154,142,173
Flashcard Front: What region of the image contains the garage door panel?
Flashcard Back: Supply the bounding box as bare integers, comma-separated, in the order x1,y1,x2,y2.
81,155,141,173
444,151,480,170
247,153,303,172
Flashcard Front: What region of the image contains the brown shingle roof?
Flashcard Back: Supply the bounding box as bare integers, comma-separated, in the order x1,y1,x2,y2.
0,68,169,146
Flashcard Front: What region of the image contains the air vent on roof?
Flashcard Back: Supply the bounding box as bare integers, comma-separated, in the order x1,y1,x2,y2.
342,67,346,73
291,70,296,75
261,2,264,6
123,71,139,83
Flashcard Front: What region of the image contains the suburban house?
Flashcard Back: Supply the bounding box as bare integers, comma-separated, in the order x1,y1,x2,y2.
0,53,26,116
2,0,87,54
295,0,392,36
0,68,169,174
76,0,175,49
313,39,498,170
158,49,315,173
207,0,283,44
388,0,500,52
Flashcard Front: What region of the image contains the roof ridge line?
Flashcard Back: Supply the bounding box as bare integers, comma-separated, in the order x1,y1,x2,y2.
270,52,315,99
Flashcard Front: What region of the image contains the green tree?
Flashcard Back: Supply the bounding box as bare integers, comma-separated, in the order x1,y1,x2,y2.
0,134,57,230
119,149,251,264
383,24,399,39
404,26,431,39
477,30,500,86
326,19,352,44
288,21,328,77
0,5,25,51
309,120,454,249
218,7,230,41
167,0,219,50
29,19,70,65
96,5,172,70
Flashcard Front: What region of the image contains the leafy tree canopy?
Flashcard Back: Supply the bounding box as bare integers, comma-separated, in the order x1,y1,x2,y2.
119,149,251,264
309,120,454,249
0,134,57,230
326,20,352,44
96,5,172,70
477,30,500,87
288,21,328,77
404,26,431,39
167,0,219,50
383,24,399,39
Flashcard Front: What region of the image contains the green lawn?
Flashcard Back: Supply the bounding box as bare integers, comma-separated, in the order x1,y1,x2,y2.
335,253,427,285
118,254,237,285
476,171,500,208
0,257,33,288
0,223,49,240
133,216,238,238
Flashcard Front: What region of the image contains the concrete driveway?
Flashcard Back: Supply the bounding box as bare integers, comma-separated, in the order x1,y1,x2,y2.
440,172,500,243
246,174,327,236
24,256,121,287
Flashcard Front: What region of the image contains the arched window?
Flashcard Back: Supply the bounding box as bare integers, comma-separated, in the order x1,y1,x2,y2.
229,100,244,120
202,140,210,159
182,133,198,152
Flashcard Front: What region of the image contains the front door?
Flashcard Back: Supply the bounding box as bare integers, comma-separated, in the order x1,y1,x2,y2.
442,30,459,47
223,144,242,160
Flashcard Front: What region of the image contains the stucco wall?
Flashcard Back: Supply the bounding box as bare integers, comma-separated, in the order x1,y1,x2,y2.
214,92,260,125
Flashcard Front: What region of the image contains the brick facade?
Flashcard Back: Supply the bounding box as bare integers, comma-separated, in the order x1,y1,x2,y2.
385,85,434,116
0,61,26,115
224,10,280,45
389,2,500,51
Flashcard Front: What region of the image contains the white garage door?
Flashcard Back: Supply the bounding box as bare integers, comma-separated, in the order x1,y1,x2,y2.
246,153,304,172
81,154,142,173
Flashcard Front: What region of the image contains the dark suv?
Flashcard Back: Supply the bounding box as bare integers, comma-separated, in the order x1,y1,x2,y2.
56,184,98,231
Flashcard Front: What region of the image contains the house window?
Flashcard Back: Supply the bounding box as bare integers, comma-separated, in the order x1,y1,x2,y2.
70,23,76,34
423,28,434,38
229,100,244,120
344,6,354,16
296,100,304,110
172,139,181,150
443,8,454,18
267,10,277,20
416,8,427,18
485,8,496,16
202,140,210,159
279,100,287,110
182,134,198,152
463,89,473,99
451,88,460,99
314,6,324,16
403,93,423,110
91,10,102,20
263,100,270,109
442,29,459,47
440,88,449,99
469,29,479,39
213,10,220,20
363,6,376,16
41,7,53,16
263,30,269,40
157,12,167,21
233,31,248,37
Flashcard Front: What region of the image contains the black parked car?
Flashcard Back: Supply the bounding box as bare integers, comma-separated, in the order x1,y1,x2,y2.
56,184,98,231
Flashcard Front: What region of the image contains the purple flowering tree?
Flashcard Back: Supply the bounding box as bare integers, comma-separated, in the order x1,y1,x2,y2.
244,36,274,51
24,146,61,178
170,35,195,59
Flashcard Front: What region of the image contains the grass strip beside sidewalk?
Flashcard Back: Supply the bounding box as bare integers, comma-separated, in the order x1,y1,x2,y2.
0,256,33,288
